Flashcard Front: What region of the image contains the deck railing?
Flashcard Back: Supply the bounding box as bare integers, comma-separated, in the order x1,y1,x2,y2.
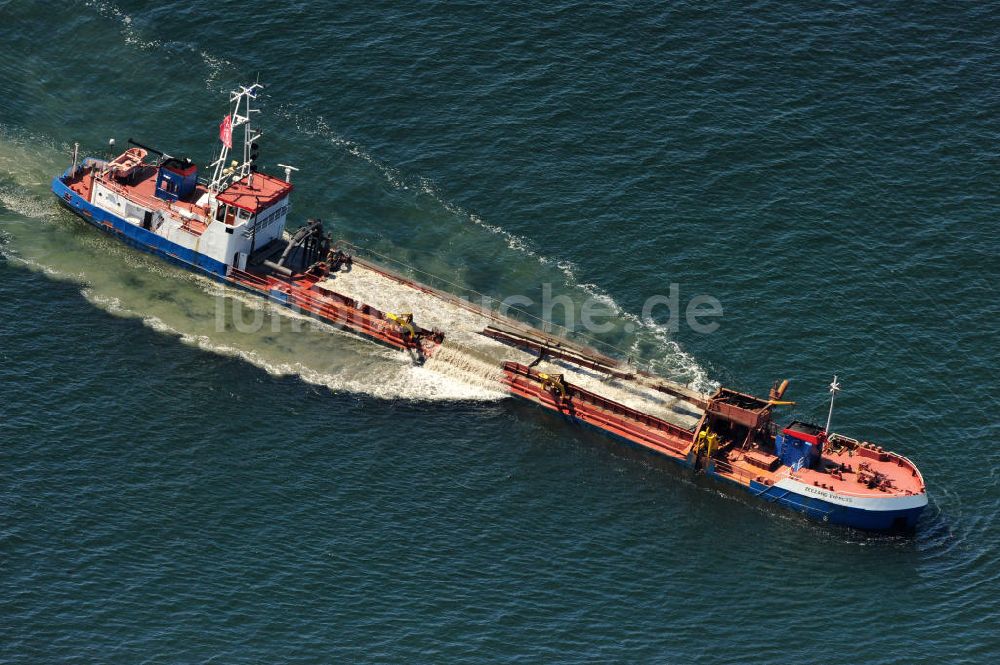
94,171,209,235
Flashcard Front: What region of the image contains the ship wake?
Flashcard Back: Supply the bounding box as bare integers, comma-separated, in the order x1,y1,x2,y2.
0,120,712,403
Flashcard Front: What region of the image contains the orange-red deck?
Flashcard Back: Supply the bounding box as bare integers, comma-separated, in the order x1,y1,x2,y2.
216,172,292,213
64,165,212,235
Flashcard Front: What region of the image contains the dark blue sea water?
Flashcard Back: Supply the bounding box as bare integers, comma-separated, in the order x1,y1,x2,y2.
1,1,998,662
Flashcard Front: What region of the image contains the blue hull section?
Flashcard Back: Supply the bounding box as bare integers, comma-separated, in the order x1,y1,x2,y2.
513,394,921,532
52,175,229,279
750,481,924,531
52,174,405,355
741,477,923,531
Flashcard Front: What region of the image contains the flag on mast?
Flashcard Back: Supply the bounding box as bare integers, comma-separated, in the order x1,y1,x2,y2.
219,114,233,149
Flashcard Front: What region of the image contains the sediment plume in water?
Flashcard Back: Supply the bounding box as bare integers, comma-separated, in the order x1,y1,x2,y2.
0,124,712,402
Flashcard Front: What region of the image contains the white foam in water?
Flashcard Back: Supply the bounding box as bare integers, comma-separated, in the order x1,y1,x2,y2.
83,1,235,93
0,18,713,401
0,151,502,401
50,8,714,393
4,183,708,405
199,51,233,91
0,187,54,220
272,107,713,391
2,250,87,284
279,110,410,191
316,263,705,426
84,1,162,51
80,285,506,402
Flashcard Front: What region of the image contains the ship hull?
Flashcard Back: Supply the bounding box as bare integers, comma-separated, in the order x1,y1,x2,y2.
744,478,925,530
510,390,926,532
538,404,697,471
51,171,927,534
53,175,229,278
53,174,417,354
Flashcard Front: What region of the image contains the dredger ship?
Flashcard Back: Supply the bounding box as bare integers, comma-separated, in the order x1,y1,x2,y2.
51,84,927,531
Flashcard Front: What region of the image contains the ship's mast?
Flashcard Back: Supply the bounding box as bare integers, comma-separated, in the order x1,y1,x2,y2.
208,83,264,193
824,375,840,433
